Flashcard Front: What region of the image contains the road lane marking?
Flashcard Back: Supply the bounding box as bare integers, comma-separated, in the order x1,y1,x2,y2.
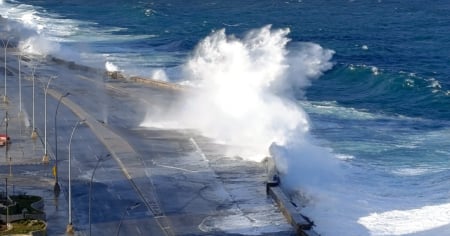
136,226,142,235
189,137,208,161
151,160,198,173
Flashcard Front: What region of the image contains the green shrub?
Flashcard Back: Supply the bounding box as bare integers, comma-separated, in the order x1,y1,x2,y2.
0,195,43,215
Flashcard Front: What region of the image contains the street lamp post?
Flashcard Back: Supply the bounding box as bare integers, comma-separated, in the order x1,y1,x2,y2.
5,178,9,226
16,46,30,116
116,202,142,236
1,38,10,104
31,66,37,139
54,92,70,195
4,111,8,161
18,55,22,116
66,119,85,234
89,154,110,236
42,76,56,164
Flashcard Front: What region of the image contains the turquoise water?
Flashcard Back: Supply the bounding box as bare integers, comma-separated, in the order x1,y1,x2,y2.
2,1,450,235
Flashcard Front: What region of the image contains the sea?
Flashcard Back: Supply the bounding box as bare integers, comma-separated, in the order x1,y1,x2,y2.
1,1,450,235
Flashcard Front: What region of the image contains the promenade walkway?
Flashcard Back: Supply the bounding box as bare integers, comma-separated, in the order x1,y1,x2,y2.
0,45,300,235
0,87,71,235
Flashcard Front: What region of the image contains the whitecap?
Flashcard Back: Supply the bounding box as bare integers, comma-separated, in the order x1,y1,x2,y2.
358,203,450,235
301,100,379,120
391,167,435,176
428,78,441,88
371,66,379,75
335,153,354,160
404,78,414,87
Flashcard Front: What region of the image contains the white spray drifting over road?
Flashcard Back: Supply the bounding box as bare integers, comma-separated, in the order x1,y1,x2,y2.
141,24,341,188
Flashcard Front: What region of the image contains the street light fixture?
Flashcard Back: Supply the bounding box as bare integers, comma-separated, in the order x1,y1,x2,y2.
116,202,142,236
1,38,10,104
5,178,9,226
17,45,30,117
4,111,8,161
54,92,70,195
89,153,110,236
18,55,22,116
31,65,37,139
42,76,56,164
66,119,85,234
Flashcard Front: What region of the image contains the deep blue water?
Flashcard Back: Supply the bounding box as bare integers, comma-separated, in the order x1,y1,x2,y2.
6,0,449,120
2,0,450,235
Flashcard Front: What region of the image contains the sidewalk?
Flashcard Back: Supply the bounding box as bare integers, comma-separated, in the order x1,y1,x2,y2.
0,91,71,235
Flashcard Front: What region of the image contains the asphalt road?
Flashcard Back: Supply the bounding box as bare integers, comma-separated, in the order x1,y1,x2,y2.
1,51,295,235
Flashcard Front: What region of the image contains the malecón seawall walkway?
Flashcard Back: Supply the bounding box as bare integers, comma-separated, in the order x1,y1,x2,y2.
47,88,174,236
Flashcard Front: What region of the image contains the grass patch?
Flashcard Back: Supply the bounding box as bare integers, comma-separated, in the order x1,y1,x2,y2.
0,219,45,235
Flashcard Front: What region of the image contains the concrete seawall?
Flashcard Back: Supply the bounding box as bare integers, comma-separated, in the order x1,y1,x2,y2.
49,55,186,92
267,185,319,236
265,156,320,236
106,71,185,91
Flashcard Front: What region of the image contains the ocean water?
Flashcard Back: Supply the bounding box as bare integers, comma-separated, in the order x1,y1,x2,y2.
2,0,450,235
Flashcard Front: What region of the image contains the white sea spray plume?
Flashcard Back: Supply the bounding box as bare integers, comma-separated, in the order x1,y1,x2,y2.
4,5,57,56
0,2,89,63
142,24,337,166
140,26,348,232
151,69,168,81
19,35,61,56
169,27,349,235
177,26,301,161
105,61,120,72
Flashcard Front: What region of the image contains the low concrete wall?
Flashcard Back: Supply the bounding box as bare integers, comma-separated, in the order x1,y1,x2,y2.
265,155,320,235
267,185,319,236
48,55,186,92
129,76,184,91
0,196,46,222
30,228,47,236
30,199,44,210
1,212,46,222
106,70,185,91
